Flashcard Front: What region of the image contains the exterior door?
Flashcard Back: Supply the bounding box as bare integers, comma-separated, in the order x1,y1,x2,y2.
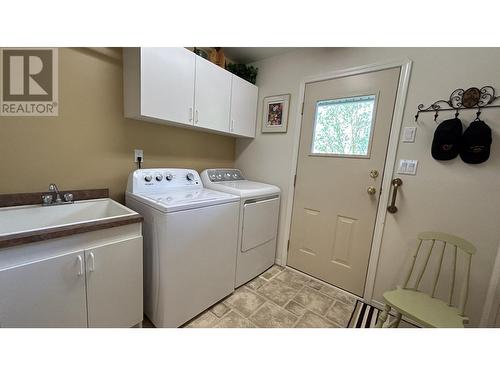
287,68,400,296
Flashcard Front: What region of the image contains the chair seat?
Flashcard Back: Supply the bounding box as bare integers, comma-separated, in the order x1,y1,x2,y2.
383,288,467,328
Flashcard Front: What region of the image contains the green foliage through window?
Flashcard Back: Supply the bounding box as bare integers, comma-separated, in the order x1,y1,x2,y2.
311,95,376,156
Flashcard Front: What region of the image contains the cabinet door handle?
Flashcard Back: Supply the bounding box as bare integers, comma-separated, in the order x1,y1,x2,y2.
77,255,84,276
89,252,95,272
189,107,193,123
195,109,199,124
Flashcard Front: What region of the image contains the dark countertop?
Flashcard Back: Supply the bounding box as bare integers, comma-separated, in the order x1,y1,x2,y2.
0,189,143,249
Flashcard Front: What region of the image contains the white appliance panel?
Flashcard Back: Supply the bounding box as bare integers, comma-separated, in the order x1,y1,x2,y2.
200,168,281,287
241,197,280,253
126,168,240,327
235,238,277,287
158,202,238,327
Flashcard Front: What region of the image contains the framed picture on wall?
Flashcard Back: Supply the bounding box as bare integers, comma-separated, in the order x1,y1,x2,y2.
261,94,290,133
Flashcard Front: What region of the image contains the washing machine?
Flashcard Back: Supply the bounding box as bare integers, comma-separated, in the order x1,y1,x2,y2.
126,168,239,327
201,169,280,287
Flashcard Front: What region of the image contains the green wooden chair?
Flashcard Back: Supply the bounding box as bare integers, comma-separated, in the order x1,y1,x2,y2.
376,232,476,328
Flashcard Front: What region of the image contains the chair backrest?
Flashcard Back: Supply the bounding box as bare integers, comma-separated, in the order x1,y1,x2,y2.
402,231,476,316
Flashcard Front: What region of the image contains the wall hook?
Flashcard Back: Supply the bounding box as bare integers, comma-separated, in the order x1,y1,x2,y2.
414,86,500,122
475,109,482,121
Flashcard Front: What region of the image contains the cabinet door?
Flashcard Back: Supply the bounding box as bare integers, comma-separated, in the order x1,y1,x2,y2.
0,251,87,328
141,48,196,125
194,56,232,133
85,237,143,328
230,75,258,138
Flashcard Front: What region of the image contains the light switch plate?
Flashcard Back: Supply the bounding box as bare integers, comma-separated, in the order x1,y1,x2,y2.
398,159,418,175
402,127,417,143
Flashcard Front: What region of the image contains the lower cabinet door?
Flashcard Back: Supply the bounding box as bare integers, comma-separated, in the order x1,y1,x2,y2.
0,251,88,328
85,236,143,328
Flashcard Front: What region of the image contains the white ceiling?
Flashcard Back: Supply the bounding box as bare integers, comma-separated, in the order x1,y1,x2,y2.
223,47,296,64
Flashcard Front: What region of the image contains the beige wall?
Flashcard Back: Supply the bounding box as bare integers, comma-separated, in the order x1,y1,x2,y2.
0,48,235,202
235,48,500,326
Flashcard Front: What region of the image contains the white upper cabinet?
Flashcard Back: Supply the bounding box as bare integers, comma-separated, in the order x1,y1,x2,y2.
124,47,196,125
194,55,232,133
123,48,258,138
230,75,258,138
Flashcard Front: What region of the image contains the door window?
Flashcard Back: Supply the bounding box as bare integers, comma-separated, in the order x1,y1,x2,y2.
311,95,376,157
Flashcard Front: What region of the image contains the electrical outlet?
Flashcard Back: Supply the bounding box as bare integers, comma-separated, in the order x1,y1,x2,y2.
134,149,143,162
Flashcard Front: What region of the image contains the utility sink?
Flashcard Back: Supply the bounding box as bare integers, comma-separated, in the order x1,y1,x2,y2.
0,198,138,237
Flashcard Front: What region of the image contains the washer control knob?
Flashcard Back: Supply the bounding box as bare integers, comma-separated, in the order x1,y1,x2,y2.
155,174,163,181
144,175,152,182
186,172,195,181
166,174,173,181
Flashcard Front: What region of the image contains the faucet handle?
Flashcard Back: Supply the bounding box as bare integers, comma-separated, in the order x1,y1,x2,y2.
41,194,53,205
63,193,74,203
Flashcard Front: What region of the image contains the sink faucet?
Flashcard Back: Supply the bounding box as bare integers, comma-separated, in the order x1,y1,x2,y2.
42,184,74,206
49,183,62,203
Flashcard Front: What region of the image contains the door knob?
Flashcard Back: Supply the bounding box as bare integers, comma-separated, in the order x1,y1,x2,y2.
367,186,377,195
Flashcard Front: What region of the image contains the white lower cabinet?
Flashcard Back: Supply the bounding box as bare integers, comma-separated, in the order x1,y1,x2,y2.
0,251,88,328
0,230,143,328
86,237,143,328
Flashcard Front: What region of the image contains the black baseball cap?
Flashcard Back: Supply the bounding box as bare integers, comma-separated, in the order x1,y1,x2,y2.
431,118,463,160
460,120,492,164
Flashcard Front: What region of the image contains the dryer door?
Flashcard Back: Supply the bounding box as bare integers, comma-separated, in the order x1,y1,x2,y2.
241,196,280,253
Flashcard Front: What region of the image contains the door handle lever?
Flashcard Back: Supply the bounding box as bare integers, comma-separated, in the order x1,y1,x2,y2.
387,178,403,213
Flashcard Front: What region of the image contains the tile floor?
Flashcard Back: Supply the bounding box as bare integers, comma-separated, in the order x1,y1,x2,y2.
181,265,359,328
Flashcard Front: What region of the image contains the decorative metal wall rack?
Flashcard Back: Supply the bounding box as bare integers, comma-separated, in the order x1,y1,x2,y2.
414,86,500,122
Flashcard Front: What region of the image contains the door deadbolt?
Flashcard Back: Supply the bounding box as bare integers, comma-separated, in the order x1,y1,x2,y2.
370,170,379,178
367,186,377,195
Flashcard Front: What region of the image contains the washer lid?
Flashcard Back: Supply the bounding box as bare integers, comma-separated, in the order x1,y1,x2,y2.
204,180,281,198
127,188,239,213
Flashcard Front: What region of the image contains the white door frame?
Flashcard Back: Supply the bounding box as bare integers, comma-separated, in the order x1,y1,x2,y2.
281,59,413,303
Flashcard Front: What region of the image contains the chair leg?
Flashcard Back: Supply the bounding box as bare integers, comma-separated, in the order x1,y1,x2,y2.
393,312,402,328
375,304,391,328
388,312,402,328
